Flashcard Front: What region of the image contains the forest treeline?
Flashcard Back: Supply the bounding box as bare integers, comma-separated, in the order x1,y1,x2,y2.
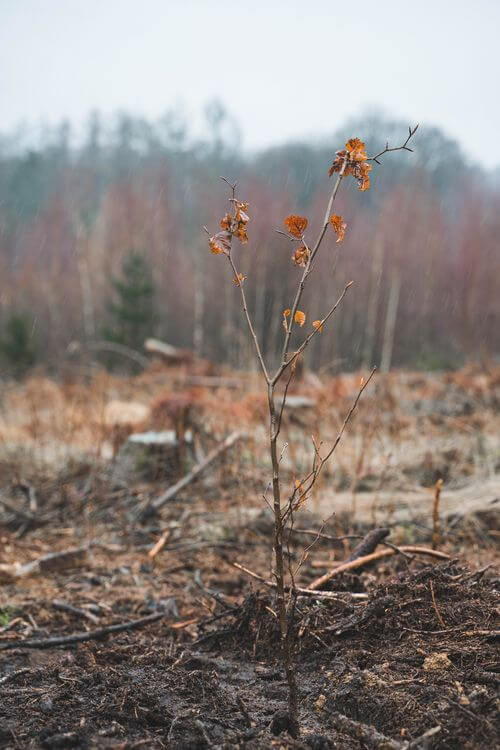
0,104,499,376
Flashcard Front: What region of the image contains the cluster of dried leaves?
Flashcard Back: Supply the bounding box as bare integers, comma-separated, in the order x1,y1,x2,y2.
329,137,372,192
207,132,417,355
209,200,250,256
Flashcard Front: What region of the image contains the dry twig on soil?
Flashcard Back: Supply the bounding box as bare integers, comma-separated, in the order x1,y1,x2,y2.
308,546,451,590
0,612,165,651
136,430,247,520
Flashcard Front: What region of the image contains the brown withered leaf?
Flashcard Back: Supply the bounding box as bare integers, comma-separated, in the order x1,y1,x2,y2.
345,137,367,162
328,138,369,185
292,245,309,267
220,213,233,231
312,320,324,332
294,310,306,327
235,202,250,224
234,201,250,243
328,150,346,177
330,214,347,243
282,308,291,331
285,214,308,238
357,162,372,192
209,230,232,255
235,225,249,243
233,273,246,286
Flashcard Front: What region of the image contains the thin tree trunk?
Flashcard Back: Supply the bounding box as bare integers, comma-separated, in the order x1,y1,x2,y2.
75,223,96,342
193,249,204,358
380,268,401,373
267,384,299,735
363,232,385,368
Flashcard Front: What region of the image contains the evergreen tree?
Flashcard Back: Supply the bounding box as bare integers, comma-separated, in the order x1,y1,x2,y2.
0,312,37,375
105,251,155,351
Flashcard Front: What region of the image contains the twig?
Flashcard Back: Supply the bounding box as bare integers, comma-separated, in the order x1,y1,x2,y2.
291,529,363,543
330,712,403,749
0,612,165,651
52,599,99,625
347,527,390,561
406,726,441,749
273,281,353,384
279,162,347,369
432,478,443,549
368,124,419,165
0,668,37,686
299,368,377,499
0,546,90,584
148,528,172,559
232,562,367,601
429,580,446,628
308,546,450,590
330,711,439,750
136,431,247,520
227,252,270,382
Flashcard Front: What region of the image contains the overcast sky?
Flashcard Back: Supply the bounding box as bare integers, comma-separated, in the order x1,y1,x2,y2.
1,0,499,167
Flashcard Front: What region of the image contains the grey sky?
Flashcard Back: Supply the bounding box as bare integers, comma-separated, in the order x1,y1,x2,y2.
1,0,499,166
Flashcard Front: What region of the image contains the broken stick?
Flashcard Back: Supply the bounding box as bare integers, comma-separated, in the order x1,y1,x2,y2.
308,545,450,590
232,562,368,601
136,430,247,521
0,612,164,651
0,546,90,585
347,527,390,561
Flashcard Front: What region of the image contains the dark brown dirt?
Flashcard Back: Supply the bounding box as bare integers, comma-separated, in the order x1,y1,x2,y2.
1,366,499,748
0,553,498,749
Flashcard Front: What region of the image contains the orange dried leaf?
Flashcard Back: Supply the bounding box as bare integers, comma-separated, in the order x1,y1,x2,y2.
357,162,372,192
330,214,347,243
220,213,233,231
328,150,346,177
294,310,306,327
292,245,309,267
233,273,246,286
284,214,308,238
234,201,250,243
282,308,291,331
235,225,249,243
345,137,367,162
235,202,250,224
312,320,324,332
209,230,231,256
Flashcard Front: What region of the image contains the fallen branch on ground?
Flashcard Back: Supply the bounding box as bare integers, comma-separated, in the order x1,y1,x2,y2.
308,546,450,590
232,562,368,601
52,599,100,624
347,527,390,561
0,546,90,585
0,612,165,651
330,711,441,750
136,430,247,521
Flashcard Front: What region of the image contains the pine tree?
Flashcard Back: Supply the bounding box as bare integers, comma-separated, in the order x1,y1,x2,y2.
0,312,37,375
105,251,155,351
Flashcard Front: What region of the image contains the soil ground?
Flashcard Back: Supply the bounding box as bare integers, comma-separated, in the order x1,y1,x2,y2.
0,365,498,749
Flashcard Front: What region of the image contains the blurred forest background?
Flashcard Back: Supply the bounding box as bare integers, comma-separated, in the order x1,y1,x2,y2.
1,103,499,377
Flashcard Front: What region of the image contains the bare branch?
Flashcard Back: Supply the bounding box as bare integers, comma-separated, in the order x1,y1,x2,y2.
278,161,347,371
226,253,270,382
273,281,354,384
300,368,376,498
368,124,419,165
